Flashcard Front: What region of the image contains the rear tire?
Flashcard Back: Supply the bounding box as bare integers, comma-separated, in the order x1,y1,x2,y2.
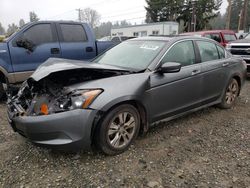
218,78,239,109
95,104,140,155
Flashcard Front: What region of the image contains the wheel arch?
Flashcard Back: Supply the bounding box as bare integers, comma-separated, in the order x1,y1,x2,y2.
232,75,241,95
90,99,149,144
0,69,7,84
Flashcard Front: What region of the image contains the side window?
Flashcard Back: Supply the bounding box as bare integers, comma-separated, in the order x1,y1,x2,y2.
196,41,219,62
217,45,225,59
23,24,54,45
161,41,195,67
60,24,87,42
210,33,222,43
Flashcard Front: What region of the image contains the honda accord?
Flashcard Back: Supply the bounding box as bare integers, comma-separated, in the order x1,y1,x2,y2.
7,36,247,155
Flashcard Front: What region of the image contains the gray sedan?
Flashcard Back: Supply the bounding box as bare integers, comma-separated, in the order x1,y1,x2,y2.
7,36,247,155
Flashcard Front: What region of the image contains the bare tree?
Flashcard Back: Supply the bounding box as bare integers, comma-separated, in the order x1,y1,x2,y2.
80,8,100,28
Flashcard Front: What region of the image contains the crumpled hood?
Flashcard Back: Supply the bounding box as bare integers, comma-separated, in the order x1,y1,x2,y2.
31,58,131,81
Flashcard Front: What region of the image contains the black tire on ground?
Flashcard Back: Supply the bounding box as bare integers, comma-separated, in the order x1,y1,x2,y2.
0,82,4,100
218,78,239,109
95,104,140,155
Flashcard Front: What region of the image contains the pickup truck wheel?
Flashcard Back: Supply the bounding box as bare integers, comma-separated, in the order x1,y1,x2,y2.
96,104,140,155
0,82,5,100
219,78,239,109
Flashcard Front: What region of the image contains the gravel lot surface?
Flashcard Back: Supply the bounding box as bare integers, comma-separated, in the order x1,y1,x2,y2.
0,81,250,188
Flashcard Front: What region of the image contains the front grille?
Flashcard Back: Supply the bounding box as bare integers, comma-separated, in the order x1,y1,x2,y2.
231,46,250,49
230,49,250,55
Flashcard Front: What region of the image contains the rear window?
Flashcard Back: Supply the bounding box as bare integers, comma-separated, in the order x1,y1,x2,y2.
224,34,237,42
196,41,219,62
217,45,225,59
60,24,87,42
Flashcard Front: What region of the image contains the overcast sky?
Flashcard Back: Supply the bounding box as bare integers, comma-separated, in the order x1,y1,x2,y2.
0,0,228,28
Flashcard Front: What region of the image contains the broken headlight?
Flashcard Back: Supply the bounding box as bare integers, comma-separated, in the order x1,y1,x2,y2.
69,89,103,110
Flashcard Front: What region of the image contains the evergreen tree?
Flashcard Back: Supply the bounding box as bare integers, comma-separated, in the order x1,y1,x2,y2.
145,0,183,23
19,19,25,28
145,0,222,31
7,23,18,36
29,11,40,22
0,22,5,35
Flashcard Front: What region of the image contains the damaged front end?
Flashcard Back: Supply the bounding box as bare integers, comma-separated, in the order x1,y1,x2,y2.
7,67,128,118
6,59,133,149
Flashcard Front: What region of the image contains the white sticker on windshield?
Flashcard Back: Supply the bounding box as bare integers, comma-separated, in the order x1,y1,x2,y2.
140,44,159,50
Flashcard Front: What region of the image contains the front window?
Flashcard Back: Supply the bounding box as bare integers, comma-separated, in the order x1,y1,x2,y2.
161,41,196,67
23,24,54,45
93,40,166,70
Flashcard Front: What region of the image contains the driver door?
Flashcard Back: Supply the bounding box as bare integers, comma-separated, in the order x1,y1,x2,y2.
9,23,61,82
147,40,203,122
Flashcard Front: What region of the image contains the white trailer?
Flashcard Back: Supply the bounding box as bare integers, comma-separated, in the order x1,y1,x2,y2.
111,21,179,37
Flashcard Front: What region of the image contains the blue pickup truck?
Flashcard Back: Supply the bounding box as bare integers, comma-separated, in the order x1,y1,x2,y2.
0,21,115,99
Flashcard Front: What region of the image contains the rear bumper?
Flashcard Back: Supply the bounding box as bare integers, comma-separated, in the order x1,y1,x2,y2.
7,108,98,151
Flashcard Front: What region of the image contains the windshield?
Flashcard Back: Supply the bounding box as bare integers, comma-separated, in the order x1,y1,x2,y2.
224,34,237,42
93,40,166,70
245,34,250,39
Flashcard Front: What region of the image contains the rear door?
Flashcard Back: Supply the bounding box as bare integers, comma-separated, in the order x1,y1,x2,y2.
195,40,228,104
56,23,96,60
9,23,60,81
148,40,203,122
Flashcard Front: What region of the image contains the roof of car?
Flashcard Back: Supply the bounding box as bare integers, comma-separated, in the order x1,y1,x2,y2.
130,35,209,42
181,30,236,35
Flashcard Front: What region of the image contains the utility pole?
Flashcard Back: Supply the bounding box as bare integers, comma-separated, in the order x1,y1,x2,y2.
76,8,82,22
238,10,243,31
226,0,232,29
242,0,249,31
191,0,197,32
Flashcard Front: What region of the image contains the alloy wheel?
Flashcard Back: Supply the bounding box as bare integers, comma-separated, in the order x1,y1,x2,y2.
107,112,136,149
225,81,238,105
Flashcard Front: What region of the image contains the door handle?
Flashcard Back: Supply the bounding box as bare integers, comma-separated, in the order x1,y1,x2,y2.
51,48,60,54
191,69,201,76
86,47,94,52
222,62,229,67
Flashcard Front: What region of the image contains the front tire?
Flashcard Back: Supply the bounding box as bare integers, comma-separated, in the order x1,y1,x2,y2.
0,82,5,100
219,78,239,109
96,104,140,155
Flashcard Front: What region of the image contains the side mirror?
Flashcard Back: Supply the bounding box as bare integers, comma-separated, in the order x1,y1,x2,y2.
16,38,35,52
158,62,181,73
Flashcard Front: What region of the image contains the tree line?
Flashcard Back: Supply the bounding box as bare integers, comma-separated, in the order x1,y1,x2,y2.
145,0,250,32
0,11,39,36
1,1,250,37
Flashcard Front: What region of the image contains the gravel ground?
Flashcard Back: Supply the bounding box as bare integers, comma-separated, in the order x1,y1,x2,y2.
0,81,250,188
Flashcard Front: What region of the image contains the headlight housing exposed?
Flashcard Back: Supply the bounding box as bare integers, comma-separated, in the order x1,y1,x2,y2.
36,89,103,116
70,89,103,109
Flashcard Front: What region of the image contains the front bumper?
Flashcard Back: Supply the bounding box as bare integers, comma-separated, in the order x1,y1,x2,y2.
7,107,98,151
232,55,250,75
